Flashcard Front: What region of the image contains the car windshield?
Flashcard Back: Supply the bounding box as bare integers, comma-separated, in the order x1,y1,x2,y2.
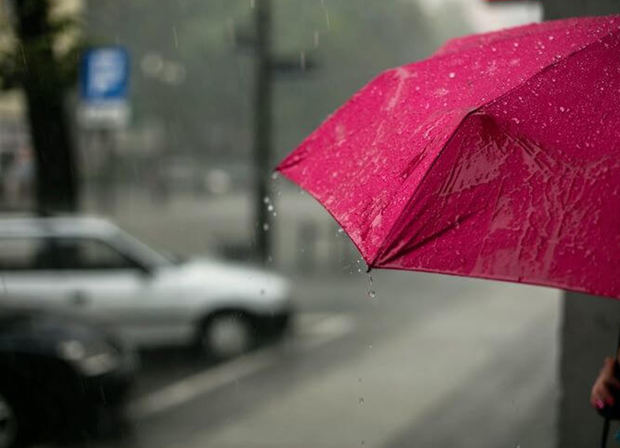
113,230,177,268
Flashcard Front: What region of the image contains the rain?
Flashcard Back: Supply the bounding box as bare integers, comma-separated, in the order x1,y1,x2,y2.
1,1,618,448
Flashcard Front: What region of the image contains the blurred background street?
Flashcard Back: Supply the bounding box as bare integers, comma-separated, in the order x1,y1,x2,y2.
113,267,560,448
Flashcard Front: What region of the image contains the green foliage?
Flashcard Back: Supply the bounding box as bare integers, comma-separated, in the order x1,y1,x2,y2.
0,0,86,92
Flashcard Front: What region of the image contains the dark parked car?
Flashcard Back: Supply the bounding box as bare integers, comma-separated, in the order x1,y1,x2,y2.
0,307,137,448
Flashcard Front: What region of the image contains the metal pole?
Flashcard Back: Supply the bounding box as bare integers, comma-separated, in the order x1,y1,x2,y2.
253,0,273,264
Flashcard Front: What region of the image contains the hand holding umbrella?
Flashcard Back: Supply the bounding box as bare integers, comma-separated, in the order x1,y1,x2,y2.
591,354,620,418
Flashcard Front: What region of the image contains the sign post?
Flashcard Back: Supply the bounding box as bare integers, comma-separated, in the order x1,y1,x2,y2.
79,47,130,210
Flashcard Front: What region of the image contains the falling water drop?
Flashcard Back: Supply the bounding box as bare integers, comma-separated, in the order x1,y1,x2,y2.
263,223,270,231
367,274,376,299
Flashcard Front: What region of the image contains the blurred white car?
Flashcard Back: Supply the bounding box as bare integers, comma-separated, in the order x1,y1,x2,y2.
0,217,293,359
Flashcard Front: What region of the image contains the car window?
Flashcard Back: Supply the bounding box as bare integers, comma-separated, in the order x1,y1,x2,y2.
0,237,47,270
53,238,140,270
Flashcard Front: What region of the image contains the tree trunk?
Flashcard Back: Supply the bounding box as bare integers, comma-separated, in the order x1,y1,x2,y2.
13,0,79,213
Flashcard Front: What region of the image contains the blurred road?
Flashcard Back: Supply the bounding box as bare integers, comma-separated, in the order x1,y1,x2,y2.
92,269,560,448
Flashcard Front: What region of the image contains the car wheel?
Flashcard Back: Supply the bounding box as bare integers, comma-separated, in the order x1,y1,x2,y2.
0,392,19,448
199,312,255,360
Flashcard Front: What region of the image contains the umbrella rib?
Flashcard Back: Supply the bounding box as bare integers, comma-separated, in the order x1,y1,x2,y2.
475,24,620,113
378,208,482,268
370,110,477,268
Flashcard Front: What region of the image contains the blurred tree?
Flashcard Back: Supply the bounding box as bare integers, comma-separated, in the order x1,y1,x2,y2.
1,0,84,213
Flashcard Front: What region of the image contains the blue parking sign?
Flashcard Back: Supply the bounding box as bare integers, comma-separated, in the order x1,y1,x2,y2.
81,47,129,101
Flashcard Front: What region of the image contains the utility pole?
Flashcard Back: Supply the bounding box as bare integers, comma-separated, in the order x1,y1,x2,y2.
244,0,317,264
12,0,79,213
253,0,273,264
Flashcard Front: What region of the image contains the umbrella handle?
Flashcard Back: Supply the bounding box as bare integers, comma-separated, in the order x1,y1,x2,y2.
601,418,611,448
600,325,620,448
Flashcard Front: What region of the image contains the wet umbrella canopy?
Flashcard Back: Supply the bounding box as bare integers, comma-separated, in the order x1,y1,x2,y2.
277,15,620,299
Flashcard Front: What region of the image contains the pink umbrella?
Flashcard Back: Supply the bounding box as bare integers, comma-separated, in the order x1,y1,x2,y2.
277,15,620,299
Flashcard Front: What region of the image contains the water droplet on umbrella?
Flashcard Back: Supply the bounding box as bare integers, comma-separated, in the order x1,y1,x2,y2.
559,106,566,112
448,72,456,79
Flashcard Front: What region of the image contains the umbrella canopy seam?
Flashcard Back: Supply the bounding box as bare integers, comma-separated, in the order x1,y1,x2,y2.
475,24,620,118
